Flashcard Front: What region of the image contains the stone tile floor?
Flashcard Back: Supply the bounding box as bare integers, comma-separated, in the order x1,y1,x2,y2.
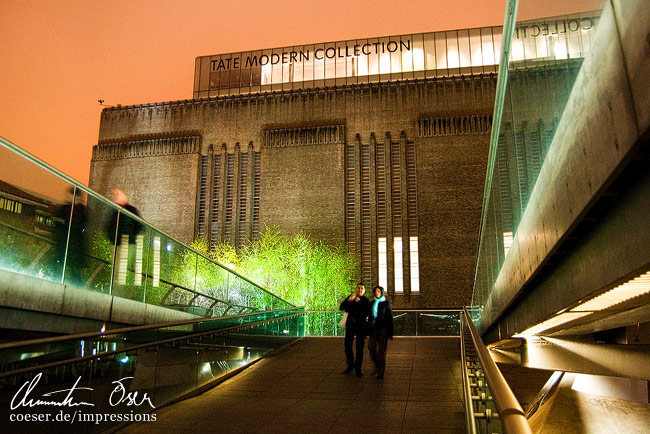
120,337,464,434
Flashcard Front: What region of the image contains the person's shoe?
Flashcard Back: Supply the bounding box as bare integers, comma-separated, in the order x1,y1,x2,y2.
342,366,354,374
355,371,363,377
375,373,384,379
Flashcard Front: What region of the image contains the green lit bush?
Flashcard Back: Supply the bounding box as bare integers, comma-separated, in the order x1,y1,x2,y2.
196,227,360,312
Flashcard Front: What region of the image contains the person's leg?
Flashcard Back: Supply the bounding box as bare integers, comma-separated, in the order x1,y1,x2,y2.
343,328,354,372
354,332,365,375
376,328,388,378
367,330,378,372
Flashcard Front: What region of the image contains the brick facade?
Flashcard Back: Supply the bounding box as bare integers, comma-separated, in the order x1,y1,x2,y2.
91,76,496,308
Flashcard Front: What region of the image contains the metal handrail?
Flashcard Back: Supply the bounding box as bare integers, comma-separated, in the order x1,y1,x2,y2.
462,308,532,434
0,311,304,379
0,135,295,308
0,307,304,351
460,315,478,434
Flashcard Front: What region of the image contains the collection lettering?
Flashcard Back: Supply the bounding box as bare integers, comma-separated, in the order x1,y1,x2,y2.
515,17,594,39
211,40,411,72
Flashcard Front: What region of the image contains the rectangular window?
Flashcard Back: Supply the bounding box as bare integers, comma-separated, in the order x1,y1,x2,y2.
446,31,460,69
394,237,403,293
480,28,495,65
134,234,144,287
379,38,391,74
152,236,160,287
424,33,436,71
368,39,379,75
378,237,388,291
412,34,425,71
503,231,513,257
410,236,420,293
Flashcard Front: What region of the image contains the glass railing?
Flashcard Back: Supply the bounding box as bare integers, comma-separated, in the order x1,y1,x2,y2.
0,308,304,433
0,136,294,317
460,309,531,434
304,310,461,336
0,308,304,374
471,0,605,325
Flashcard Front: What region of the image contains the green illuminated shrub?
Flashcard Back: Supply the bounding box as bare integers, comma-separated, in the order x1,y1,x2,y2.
202,227,360,311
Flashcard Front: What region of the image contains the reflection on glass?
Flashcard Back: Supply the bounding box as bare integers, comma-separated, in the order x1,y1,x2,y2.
1,137,295,324
471,5,603,319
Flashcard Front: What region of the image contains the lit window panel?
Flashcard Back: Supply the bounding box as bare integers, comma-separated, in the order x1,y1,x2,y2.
410,236,419,293
378,237,388,290
394,237,403,293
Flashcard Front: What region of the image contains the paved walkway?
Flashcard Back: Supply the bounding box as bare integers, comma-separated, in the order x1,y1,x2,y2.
121,337,465,434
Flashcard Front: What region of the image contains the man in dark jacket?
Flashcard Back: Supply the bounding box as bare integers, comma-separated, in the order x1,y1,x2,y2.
340,282,370,376
368,285,393,379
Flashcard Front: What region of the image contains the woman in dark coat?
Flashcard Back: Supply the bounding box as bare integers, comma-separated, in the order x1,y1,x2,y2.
367,285,393,379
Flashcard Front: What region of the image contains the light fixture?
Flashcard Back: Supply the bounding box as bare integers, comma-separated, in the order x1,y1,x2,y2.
514,270,650,337
571,271,650,312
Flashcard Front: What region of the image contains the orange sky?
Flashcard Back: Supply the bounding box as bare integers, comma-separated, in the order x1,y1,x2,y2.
0,0,600,186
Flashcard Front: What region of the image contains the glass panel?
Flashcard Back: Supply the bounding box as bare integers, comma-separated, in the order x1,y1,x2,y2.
293,46,304,83
249,50,262,86
446,31,461,69
435,32,447,70
199,56,211,92
418,311,459,335
471,1,605,329
230,53,242,88
271,48,282,85
260,49,272,85
303,44,314,82
392,310,415,335
390,39,402,73
368,38,379,75
458,29,471,67
480,28,496,66
469,29,484,66
335,41,347,79
424,33,436,71
314,43,325,80
379,37,390,74
412,34,425,72
0,146,71,284
324,43,336,79
399,35,413,75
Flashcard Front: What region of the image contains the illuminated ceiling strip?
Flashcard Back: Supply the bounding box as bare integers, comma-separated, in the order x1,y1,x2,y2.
514,312,591,337
571,271,650,312
514,270,650,336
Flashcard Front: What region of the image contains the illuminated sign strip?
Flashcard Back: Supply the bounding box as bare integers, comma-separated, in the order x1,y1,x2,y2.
194,13,598,97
